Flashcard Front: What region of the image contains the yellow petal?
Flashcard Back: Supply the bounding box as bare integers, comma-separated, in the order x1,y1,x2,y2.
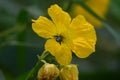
70,15,96,39
72,37,95,58
45,39,72,65
32,16,56,38
48,4,71,27
70,15,96,58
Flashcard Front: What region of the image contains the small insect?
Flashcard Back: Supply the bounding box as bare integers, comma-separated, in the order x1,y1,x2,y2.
54,35,63,44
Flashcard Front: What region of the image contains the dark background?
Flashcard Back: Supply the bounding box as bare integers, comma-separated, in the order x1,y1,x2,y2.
0,0,120,80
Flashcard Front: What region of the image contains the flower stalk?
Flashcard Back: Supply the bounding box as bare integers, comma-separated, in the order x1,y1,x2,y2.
25,51,50,80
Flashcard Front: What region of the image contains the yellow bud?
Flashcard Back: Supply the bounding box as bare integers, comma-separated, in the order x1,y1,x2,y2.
37,63,59,80
60,64,79,80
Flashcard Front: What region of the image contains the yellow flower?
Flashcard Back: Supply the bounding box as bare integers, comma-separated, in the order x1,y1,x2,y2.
60,64,79,80
71,0,110,27
32,4,97,65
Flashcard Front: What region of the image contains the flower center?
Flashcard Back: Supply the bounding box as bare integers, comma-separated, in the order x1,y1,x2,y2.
55,35,63,43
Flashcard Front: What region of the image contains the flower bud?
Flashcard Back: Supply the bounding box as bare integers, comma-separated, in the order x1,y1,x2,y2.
37,63,59,80
60,64,79,80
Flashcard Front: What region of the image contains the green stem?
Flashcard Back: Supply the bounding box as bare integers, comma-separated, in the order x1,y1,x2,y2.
25,50,49,80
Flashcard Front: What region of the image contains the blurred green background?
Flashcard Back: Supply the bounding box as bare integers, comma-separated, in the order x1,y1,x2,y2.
0,0,120,80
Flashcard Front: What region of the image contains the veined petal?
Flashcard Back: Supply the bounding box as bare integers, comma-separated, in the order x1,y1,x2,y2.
45,39,72,65
70,15,96,41
32,16,56,38
48,4,71,27
72,38,95,58
70,15,96,58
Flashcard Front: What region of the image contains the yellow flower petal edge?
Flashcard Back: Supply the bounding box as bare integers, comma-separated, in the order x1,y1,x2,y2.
70,15,97,58
48,4,71,28
45,39,72,65
70,0,110,27
32,16,56,38
32,4,97,65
